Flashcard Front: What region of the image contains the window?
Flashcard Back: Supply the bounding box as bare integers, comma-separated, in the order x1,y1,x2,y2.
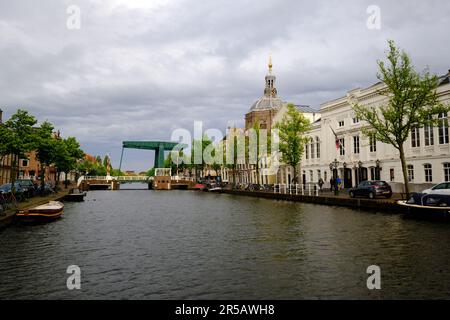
305,144,309,160
438,112,449,145
370,167,376,180
316,137,320,159
310,140,315,159
411,127,420,148
390,168,395,182
444,163,450,182
352,117,360,124
424,164,433,183
21,159,29,167
338,121,345,127
369,135,377,153
353,136,360,154
317,170,322,180
424,117,434,146
407,165,414,182
309,170,314,182
339,138,345,156
324,171,328,182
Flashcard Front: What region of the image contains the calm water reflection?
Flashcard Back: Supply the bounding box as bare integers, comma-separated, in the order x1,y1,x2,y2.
1,185,450,299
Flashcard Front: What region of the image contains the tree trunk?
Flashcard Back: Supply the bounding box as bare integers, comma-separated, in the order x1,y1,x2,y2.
40,164,46,191
11,154,17,194
399,144,410,197
255,163,260,185
292,164,297,185
56,169,61,191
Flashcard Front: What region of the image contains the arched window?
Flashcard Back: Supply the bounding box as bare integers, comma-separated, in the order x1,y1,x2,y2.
424,164,432,182
407,165,414,182
444,163,450,182
316,136,321,158
438,112,449,144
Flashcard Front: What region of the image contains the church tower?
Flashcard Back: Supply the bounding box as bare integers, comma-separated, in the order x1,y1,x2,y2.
245,56,285,130
264,55,278,98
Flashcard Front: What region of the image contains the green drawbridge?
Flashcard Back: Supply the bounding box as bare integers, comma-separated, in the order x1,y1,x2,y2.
118,141,187,172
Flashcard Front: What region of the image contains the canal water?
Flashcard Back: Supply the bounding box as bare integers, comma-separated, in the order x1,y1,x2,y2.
1,185,450,299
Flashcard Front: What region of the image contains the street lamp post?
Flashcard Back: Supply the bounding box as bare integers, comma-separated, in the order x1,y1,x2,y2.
375,159,381,180
358,160,363,185
329,158,340,196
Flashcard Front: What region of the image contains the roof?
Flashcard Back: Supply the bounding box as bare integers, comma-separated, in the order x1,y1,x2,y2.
295,105,319,114
250,96,284,111
438,70,450,86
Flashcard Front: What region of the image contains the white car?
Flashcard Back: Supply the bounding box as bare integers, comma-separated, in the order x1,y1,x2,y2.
422,182,450,195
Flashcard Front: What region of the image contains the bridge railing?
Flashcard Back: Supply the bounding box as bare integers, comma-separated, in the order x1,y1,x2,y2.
116,176,151,181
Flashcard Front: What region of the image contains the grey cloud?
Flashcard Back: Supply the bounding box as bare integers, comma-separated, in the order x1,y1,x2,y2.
1,0,449,170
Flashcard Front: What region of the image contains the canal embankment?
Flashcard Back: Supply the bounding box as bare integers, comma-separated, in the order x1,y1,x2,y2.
222,189,407,214
0,187,73,230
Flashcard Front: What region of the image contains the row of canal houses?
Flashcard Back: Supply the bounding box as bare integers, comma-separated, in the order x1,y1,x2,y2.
219,61,450,193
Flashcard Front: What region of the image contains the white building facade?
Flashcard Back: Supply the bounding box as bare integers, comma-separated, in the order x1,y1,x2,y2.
301,71,450,193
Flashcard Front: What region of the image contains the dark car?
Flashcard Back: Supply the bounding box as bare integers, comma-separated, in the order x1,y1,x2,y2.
349,181,392,199
0,183,25,199
16,179,36,197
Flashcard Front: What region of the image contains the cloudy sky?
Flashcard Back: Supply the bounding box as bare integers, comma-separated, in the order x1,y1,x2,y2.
1,0,449,171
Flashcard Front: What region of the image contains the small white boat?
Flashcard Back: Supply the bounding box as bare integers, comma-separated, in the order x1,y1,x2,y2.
17,201,64,223
397,193,450,218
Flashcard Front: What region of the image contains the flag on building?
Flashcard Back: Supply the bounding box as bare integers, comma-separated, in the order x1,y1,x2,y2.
330,126,342,150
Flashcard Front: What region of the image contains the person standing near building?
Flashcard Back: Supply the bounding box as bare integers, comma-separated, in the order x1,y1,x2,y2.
336,177,342,190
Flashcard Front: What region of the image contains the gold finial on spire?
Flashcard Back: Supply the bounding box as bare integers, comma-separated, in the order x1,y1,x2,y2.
268,54,273,73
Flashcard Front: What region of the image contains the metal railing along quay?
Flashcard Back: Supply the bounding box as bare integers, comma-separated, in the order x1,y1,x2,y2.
274,184,320,196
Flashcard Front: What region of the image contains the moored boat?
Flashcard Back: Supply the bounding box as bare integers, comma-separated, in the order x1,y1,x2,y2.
192,183,206,191
16,201,64,223
208,186,223,193
64,188,87,202
397,193,450,218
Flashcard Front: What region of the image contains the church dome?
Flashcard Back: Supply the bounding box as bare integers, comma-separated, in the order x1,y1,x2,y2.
250,96,284,111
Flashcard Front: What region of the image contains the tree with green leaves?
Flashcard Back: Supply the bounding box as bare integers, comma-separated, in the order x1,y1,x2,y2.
35,121,58,190
223,128,245,187
189,134,213,179
0,110,37,192
352,40,450,196
54,137,84,188
146,167,156,177
274,103,311,184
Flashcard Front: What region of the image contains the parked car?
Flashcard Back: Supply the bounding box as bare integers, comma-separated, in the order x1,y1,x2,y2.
422,182,450,195
349,181,393,199
36,182,55,194
16,179,36,197
0,183,25,195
